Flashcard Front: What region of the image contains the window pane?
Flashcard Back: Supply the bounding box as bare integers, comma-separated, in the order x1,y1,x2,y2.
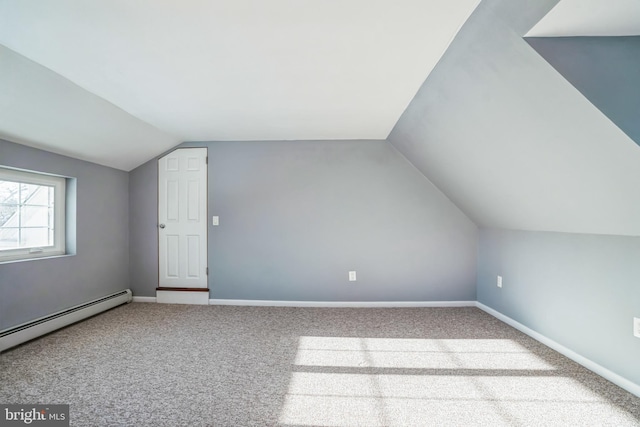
0,227,18,249
23,185,52,206
20,183,41,204
0,204,17,227
21,205,50,227
0,167,65,259
20,227,50,247
0,181,19,204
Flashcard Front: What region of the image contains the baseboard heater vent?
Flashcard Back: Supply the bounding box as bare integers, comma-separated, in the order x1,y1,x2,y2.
0,289,132,353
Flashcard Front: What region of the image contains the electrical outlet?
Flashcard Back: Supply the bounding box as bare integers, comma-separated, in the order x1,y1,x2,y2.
348,271,357,282
497,275,503,288
634,317,640,338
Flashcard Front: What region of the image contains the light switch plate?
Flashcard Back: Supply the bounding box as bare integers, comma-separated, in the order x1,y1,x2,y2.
348,271,357,282
497,275,503,288
212,216,219,226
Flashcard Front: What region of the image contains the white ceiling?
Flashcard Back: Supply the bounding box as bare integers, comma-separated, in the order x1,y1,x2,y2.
527,0,640,37
0,0,479,170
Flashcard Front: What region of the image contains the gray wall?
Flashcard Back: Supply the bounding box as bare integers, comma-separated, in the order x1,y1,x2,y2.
387,0,640,236
0,139,129,330
478,228,640,386
129,158,158,297
129,140,478,301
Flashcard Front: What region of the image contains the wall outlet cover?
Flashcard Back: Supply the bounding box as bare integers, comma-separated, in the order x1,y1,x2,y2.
497,275,503,288
348,271,357,282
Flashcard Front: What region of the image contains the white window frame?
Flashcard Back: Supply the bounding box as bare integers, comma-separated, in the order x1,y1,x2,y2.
0,167,66,262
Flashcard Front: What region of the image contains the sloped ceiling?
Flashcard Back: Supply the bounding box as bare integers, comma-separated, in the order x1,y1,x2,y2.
0,0,480,170
526,0,640,37
523,1,640,149
388,0,640,237
2,0,639,237
526,36,640,148
0,45,179,171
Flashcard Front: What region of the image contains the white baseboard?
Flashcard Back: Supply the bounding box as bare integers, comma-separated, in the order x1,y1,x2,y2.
209,299,476,308
156,291,209,305
476,302,640,398
132,296,156,303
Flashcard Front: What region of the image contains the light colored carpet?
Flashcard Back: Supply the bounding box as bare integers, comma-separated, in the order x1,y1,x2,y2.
1,303,639,426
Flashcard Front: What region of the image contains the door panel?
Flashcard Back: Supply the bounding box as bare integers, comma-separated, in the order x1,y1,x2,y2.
158,148,207,288
187,235,200,277
166,235,180,278
167,180,179,220
187,180,200,220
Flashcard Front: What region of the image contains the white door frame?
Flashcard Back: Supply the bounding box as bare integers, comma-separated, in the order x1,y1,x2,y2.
157,147,209,304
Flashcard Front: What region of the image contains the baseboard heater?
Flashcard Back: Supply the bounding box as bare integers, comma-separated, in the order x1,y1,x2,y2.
0,289,132,353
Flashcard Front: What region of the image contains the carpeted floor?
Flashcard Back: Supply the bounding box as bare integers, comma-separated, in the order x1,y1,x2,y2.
1,303,639,426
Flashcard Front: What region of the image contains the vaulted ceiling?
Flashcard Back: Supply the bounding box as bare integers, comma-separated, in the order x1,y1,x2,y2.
526,0,640,37
1,0,639,236
388,0,640,236
0,0,480,170
525,0,640,149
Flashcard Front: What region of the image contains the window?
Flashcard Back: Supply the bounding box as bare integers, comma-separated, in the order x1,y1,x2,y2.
0,167,66,261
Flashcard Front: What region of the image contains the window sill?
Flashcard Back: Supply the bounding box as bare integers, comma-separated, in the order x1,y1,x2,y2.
0,253,75,265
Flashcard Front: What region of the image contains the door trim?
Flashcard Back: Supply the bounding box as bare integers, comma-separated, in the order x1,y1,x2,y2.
156,290,209,305
157,147,209,303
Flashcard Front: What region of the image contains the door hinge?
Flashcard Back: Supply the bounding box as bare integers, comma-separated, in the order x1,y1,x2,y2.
206,156,208,164
206,267,209,275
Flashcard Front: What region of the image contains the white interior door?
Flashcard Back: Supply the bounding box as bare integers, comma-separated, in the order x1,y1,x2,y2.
158,148,208,288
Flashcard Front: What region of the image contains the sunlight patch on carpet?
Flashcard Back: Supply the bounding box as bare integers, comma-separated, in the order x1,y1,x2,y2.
279,336,632,426
293,337,555,370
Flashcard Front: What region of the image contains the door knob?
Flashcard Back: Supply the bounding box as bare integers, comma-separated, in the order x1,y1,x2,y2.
159,224,166,229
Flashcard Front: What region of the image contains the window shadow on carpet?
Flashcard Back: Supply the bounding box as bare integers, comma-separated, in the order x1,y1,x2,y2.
277,309,640,426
